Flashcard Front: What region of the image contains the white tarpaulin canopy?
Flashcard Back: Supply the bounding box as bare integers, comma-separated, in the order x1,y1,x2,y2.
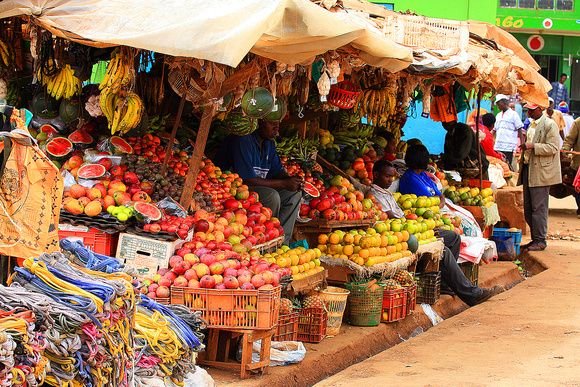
0,0,413,70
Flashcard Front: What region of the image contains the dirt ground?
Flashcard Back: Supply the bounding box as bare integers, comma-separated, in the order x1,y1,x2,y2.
316,210,580,386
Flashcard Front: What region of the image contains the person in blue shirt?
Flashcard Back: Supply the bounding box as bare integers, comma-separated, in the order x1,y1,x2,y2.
215,120,303,244
398,144,502,305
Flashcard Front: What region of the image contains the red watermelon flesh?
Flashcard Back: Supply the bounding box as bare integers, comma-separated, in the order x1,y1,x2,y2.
45,137,73,158
68,128,94,145
110,136,133,154
40,124,59,135
303,181,320,198
77,163,107,179
133,202,162,221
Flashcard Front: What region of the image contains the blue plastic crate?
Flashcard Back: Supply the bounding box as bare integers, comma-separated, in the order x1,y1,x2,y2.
492,235,520,258
492,228,522,244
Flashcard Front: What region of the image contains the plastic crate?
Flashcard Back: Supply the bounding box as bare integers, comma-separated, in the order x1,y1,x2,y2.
381,288,407,323
170,286,281,330
344,282,384,327
297,308,327,343
155,297,170,305
58,225,118,256
404,284,417,315
273,311,299,342
492,228,523,244
459,262,479,286
415,272,441,305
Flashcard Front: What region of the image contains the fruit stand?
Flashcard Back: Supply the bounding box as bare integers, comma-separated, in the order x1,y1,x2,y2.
0,0,554,383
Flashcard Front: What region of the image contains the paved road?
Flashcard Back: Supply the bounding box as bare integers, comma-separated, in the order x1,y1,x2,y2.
317,212,580,387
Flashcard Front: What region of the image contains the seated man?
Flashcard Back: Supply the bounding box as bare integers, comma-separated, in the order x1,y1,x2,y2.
214,120,302,244
375,158,502,306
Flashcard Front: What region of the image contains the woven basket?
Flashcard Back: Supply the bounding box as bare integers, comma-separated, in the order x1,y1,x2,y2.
328,81,361,110
318,286,350,336
345,281,384,327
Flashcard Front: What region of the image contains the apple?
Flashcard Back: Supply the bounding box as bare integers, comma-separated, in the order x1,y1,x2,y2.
251,274,265,288
163,271,177,281
184,269,198,281
173,261,191,275
173,276,188,287
199,275,216,289
169,255,183,269
200,254,216,266
224,276,239,289
148,283,159,292
158,277,171,287
209,262,225,275
215,283,227,290
183,253,199,265
194,219,210,232
226,259,241,270
258,284,274,291
212,274,224,284
261,271,274,284
241,282,255,290
224,268,238,277
175,247,192,257
193,263,210,278
253,262,270,274
156,286,170,298
188,279,200,289
147,291,157,298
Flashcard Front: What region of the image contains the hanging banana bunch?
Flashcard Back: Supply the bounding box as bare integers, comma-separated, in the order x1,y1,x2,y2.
37,63,81,100
100,89,144,135
0,38,13,69
99,48,136,93
354,88,396,127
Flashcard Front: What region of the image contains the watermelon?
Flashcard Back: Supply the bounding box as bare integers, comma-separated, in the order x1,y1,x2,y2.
110,136,133,154
263,97,288,122
77,163,107,179
303,181,320,198
241,87,274,119
133,202,162,221
45,137,73,159
40,124,59,136
68,128,94,146
59,99,81,124
31,93,59,119
407,234,419,253
225,110,258,136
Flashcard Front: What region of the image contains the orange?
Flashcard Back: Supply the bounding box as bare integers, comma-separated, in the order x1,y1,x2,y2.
329,233,340,245
359,249,370,259
318,234,329,245
401,230,410,242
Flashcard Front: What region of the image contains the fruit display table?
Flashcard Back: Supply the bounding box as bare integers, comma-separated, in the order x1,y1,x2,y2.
198,328,275,379
294,219,375,248
321,254,416,284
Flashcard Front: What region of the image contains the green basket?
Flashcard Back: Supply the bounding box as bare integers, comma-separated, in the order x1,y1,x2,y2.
345,281,384,327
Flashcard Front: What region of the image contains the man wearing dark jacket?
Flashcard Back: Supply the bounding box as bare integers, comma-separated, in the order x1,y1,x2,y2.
441,121,489,175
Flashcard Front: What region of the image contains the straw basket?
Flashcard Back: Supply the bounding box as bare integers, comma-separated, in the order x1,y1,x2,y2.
318,286,350,336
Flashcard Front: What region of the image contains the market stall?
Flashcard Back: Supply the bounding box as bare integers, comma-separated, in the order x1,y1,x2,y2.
0,0,547,382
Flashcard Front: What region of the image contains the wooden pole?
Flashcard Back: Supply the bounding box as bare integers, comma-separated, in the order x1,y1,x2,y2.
161,93,187,175
179,103,217,209
475,87,483,188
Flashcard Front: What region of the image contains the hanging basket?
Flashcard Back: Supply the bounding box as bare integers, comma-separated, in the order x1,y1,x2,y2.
328,81,361,110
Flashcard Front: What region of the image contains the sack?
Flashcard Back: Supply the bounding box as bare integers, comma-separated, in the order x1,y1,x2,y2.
0,108,63,258
251,340,306,366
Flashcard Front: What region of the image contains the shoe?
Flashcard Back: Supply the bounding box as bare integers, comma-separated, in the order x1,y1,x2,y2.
520,241,534,250
527,242,546,251
472,285,504,306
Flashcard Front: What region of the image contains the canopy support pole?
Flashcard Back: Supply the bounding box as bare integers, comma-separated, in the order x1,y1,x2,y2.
179,103,217,210
475,87,483,188
161,93,187,175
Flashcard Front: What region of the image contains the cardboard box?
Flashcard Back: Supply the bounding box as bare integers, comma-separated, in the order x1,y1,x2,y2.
116,233,183,277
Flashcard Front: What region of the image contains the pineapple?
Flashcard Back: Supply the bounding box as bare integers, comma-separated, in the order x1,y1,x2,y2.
280,298,294,315
302,294,325,309
392,270,415,287
381,279,402,290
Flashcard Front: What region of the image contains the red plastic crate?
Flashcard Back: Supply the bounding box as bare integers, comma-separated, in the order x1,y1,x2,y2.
58,226,118,256
404,284,417,315
171,286,281,330
381,288,407,323
297,308,327,343
273,310,299,341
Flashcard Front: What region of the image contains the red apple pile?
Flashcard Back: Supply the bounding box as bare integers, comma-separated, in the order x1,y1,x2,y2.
193,159,251,212
299,175,385,222
143,214,195,240
126,134,190,176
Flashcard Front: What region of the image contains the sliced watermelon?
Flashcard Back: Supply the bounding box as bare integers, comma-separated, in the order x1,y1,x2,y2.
133,202,162,221
40,124,59,136
45,137,73,159
303,181,320,198
77,163,107,179
110,136,133,154
68,128,94,145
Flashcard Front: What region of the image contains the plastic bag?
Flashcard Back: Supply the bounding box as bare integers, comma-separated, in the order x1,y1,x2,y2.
182,366,215,387
157,197,187,218
61,169,78,189
492,235,516,260
84,149,122,167
250,340,306,366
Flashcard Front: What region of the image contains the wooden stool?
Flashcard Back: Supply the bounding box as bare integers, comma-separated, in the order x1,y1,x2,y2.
198,328,275,379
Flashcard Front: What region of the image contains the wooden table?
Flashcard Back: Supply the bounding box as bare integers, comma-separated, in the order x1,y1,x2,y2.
198,328,275,379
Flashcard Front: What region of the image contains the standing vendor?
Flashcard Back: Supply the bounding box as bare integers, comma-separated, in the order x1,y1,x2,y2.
215,120,303,244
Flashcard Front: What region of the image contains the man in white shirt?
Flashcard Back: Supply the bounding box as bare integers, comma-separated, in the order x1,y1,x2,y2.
493,94,524,166
558,102,575,142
